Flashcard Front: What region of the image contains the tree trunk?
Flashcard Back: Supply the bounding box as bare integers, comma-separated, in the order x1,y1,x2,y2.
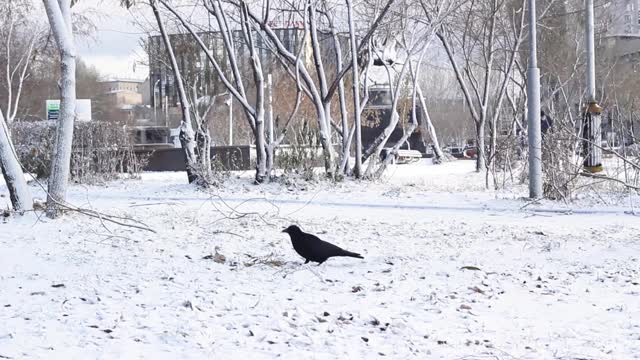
151,1,201,185
317,111,336,178
475,120,486,172
347,0,363,178
375,122,418,178
254,114,267,183
309,6,336,178
266,143,275,177
252,68,267,183
204,128,212,172
240,3,267,183
0,109,32,212
328,15,350,175
416,85,445,161
44,0,76,218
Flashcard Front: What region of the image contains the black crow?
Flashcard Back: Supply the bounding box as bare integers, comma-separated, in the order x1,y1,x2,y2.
282,225,364,265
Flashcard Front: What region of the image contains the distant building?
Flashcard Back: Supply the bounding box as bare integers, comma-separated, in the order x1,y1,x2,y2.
97,78,146,123
602,0,640,144
605,0,640,37
99,79,144,107
602,0,640,64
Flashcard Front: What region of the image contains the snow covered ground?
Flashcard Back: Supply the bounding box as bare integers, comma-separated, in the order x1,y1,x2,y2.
1,160,640,359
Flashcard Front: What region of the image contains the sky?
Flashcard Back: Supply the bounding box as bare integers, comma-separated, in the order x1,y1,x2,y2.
74,0,150,80
69,0,452,81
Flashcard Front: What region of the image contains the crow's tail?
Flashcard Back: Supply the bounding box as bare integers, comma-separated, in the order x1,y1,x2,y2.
340,250,364,259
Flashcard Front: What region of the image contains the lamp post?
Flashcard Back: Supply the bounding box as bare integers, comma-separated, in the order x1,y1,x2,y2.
583,0,603,173
527,0,542,199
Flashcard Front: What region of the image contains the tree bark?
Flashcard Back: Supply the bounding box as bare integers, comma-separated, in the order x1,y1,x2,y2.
476,120,486,171
309,5,335,177
240,3,267,183
44,0,76,218
346,0,363,178
0,109,32,212
328,18,349,175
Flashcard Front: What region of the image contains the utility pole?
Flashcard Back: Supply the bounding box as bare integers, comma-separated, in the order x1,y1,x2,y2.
583,0,603,173
527,0,542,199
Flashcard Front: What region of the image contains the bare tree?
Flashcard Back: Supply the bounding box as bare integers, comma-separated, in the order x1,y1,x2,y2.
149,0,202,185
357,0,452,177
0,108,32,212
43,0,77,218
431,0,530,178
0,0,37,212
189,79,215,178
346,0,363,177
240,2,268,182
157,0,272,182
0,0,43,126
372,44,429,177
244,0,397,178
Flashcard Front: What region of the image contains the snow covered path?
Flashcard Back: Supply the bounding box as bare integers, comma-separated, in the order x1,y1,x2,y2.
2,164,640,359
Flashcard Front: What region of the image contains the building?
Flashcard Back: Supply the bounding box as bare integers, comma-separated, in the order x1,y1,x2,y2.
97,78,146,123
146,27,347,131
603,0,640,64
601,0,640,144
605,0,640,37
99,79,144,107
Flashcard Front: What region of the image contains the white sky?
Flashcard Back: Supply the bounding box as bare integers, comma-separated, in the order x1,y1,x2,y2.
74,0,150,80
69,0,449,81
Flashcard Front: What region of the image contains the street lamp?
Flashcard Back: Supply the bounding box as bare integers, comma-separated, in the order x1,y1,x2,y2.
527,0,542,199
583,0,603,173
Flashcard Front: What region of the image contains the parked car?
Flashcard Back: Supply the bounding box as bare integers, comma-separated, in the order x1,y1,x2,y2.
444,146,465,158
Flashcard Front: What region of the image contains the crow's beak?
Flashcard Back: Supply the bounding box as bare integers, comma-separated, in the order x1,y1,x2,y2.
281,229,288,233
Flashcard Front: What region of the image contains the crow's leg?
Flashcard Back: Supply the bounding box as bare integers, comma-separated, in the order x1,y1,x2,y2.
304,264,325,282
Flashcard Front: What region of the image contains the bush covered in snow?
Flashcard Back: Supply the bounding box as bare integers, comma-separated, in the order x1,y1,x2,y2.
10,120,147,183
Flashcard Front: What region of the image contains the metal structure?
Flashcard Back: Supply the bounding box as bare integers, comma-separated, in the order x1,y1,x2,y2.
527,0,543,199
583,0,603,173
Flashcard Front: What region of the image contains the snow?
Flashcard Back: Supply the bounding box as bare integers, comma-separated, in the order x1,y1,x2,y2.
2,160,640,359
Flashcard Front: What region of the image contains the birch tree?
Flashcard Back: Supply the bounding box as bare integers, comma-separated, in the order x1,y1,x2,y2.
0,0,43,126
157,0,271,182
43,0,77,218
0,108,32,212
346,0,363,177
